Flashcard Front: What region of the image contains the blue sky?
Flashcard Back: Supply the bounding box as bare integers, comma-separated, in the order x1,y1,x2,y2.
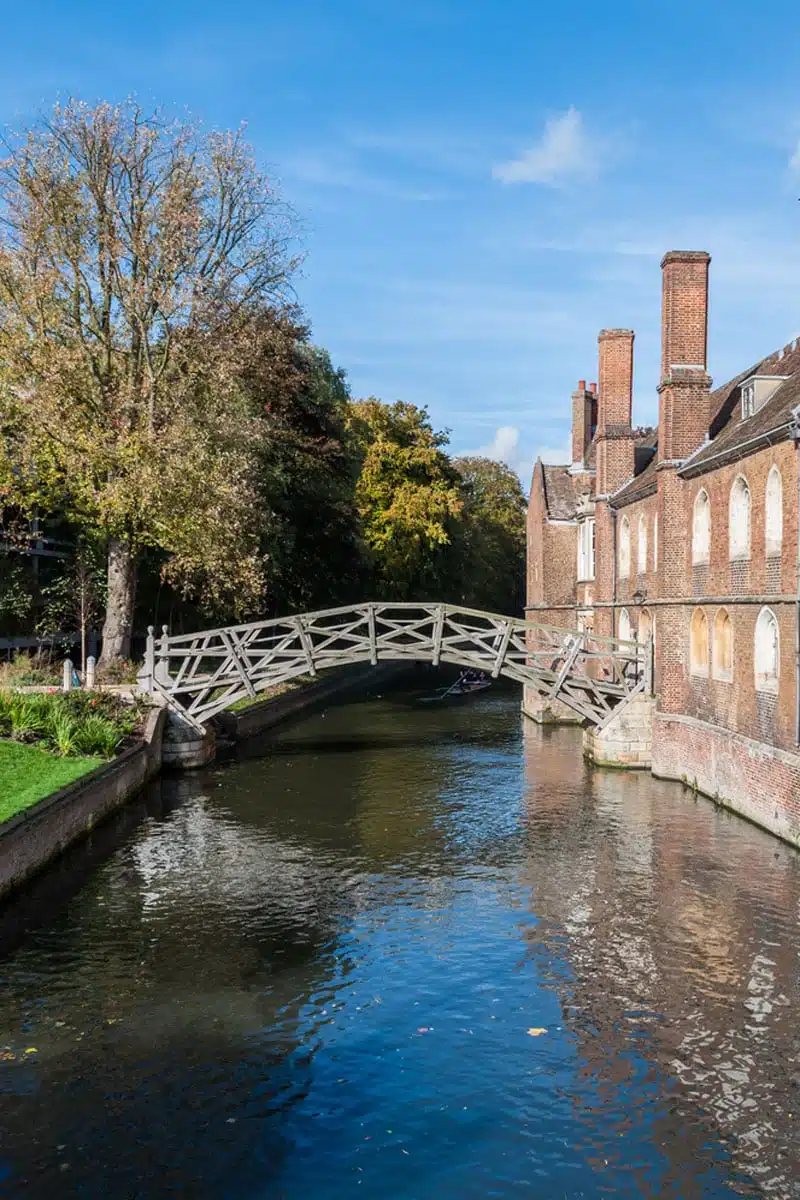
3,0,800,487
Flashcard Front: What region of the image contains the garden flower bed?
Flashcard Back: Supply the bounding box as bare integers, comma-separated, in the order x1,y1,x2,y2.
0,690,149,825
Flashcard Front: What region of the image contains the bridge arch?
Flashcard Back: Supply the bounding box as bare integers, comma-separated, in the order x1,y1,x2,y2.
139,603,647,733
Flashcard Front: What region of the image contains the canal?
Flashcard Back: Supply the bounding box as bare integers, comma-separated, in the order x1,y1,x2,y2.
1,680,799,1198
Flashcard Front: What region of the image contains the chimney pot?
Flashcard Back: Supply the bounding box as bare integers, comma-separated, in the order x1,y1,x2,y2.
578,379,586,391
589,382,597,394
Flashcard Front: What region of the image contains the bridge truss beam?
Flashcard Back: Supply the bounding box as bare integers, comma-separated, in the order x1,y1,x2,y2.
139,603,650,732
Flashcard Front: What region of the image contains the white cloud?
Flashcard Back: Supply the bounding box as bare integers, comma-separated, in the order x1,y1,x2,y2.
492,107,610,187
480,425,522,464
789,139,800,171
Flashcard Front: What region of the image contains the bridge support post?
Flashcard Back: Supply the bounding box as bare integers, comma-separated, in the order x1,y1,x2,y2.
582,695,655,769
162,711,216,770
136,626,156,695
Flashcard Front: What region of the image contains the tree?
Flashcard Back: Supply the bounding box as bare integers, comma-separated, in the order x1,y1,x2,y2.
36,538,105,674
258,346,368,612
0,99,301,662
347,399,463,599
452,456,527,614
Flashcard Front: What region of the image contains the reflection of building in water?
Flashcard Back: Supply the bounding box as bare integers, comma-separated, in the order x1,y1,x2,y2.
520,721,800,1196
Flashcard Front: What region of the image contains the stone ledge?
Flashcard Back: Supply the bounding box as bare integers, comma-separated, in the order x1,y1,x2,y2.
0,707,166,901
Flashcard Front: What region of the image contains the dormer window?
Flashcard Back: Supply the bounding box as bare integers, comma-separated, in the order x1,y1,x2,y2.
740,375,790,421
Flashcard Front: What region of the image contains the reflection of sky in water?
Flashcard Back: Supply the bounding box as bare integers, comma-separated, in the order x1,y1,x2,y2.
0,686,797,1197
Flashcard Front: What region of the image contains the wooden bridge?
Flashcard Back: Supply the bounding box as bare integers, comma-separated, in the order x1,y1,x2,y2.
138,603,652,733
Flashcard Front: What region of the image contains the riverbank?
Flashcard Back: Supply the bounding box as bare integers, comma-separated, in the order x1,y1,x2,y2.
0,663,410,902
0,742,102,822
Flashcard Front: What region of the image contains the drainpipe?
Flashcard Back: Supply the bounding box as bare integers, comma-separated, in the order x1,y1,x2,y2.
791,411,800,744
610,506,618,638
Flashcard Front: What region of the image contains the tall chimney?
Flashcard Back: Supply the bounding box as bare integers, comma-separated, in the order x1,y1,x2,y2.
596,329,635,494
571,380,595,467
658,251,711,461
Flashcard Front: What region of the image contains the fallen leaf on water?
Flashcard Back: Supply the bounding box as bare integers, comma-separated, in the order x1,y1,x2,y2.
24,1047,38,1054
527,1028,547,1037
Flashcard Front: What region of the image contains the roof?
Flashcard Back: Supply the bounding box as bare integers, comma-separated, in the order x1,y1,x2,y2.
681,339,800,477
541,464,577,520
612,455,658,507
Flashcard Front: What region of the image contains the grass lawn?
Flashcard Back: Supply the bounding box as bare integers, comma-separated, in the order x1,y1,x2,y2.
0,741,102,824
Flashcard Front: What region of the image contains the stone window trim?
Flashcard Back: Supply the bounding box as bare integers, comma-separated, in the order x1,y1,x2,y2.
728,474,752,562
577,517,596,582
689,607,709,677
712,607,733,683
764,465,783,557
618,607,633,644
618,515,631,580
691,488,711,565
754,606,779,695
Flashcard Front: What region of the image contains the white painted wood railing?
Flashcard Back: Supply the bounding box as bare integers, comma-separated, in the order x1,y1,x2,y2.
138,603,650,732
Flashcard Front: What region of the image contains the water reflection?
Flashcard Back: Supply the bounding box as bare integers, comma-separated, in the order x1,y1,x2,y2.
521,720,800,1197
0,684,797,1197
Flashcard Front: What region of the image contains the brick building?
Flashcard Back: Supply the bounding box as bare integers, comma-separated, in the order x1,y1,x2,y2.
526,250,800,847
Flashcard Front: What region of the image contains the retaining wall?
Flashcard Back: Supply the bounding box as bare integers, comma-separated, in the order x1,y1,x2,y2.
651,711,800,849
215,663,408,741
0,708,166,902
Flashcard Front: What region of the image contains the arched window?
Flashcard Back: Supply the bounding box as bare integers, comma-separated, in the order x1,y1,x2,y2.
729,476,751,560
690,608,709,676
765,466,783,556
618,607,633,643
638,609,652,645
692,489,711,564
754,607,779,693
619,516,631,579
637,514,648,574
712,608,732,680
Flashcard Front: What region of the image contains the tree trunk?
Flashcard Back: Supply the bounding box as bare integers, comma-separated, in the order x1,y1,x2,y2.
99,537,136,664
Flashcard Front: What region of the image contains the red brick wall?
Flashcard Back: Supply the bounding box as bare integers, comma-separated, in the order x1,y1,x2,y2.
660,251,710,375
652,712,800,848
656,440,799,753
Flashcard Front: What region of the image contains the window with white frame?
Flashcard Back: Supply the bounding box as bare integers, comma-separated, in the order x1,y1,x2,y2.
637,514,648,574
729,476,751,560
754,607,779,693
577,518,596,581
692,489,711,564
741,381,756,419
618,516,631,579
765,465,783,556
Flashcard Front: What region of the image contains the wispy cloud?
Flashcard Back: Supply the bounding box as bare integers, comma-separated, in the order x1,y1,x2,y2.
492,107,616,187
789,139,800,171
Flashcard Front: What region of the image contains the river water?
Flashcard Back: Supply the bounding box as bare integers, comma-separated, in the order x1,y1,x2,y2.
1,680,799,1198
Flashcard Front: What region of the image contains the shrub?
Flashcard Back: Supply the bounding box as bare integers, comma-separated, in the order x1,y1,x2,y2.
10,694,50,742
74,715,123,758
50,710,80,757
0,688,146,759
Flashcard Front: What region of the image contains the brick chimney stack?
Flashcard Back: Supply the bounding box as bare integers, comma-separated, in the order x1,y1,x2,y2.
595,329,635,494
571,380,596,467
658,251,712,462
